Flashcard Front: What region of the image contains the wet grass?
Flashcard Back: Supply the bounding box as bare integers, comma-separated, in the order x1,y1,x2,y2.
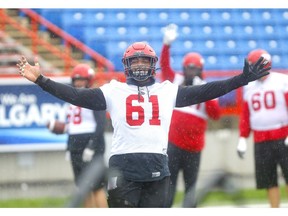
0,186,287,208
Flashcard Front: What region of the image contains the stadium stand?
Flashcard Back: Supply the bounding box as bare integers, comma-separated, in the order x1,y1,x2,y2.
33,9,288,73
2,8,288,113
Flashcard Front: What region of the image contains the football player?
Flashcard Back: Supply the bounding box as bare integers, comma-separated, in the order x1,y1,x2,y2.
160,23,221,207
17,41,269,207
237,49,288,208
48,64,108,208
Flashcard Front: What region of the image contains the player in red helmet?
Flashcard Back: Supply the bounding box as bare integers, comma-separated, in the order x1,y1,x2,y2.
48,63,108,208
247,49,272,69
71,63,95,87
160,24,221,207
122,42,158,82
237,49,288,207
18,40,269,207
182,52,204,84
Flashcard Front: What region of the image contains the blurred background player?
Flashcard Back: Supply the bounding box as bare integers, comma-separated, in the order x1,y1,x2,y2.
47,63,108,208
160,24,221,207
237,49,288,208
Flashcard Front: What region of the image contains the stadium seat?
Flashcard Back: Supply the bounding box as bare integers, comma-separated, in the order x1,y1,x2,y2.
204,55,219,70
171,10,191,24
271,9,288,25
38,9,64,28
216,54,244,70
169,55,183,72
37,8,288,71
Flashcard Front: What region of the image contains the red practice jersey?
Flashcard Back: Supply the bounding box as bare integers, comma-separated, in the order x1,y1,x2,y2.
160,45,221,152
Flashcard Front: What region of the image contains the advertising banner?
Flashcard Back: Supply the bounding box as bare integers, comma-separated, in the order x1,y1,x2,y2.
0,76,70,152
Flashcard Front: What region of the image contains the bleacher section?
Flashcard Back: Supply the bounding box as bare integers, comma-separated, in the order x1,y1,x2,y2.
35,9,288,72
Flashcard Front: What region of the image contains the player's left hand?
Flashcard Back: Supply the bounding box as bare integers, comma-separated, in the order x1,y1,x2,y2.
82,148,95,162
284,136,288,146
241,56,270,84
237,137,247,159
163,23,178,45
193,76,203,86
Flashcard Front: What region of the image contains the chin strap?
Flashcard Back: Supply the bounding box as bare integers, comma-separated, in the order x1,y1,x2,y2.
126,77,155,87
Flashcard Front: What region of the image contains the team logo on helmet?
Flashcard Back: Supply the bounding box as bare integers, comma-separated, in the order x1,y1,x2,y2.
247,49,272,69
182,52,204,69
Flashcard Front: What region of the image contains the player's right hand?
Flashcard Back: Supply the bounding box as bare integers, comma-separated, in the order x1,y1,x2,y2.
17,56,41,83
237,137,247,159
163,23,178,45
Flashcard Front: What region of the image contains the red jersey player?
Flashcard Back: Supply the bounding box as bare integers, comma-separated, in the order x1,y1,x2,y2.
160,24,221,207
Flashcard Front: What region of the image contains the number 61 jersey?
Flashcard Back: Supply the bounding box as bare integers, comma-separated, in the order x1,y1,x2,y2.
240,72,288,142
100,79,178,157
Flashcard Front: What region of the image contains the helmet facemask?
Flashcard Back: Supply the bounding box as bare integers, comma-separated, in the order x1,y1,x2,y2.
123,56,157,81
72,77,90,88
71,64,94,88
183,65,203,86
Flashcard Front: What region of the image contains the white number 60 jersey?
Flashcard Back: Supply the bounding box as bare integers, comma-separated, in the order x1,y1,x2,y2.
243,72,288,130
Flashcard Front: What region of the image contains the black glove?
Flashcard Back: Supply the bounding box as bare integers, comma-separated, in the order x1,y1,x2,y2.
240,56,271,85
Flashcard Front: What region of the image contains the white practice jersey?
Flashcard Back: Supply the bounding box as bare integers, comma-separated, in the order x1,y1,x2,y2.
67,105,96,135
100,79,178,156
243,72,288,130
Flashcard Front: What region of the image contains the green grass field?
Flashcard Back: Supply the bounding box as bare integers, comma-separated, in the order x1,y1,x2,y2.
0,186,287,208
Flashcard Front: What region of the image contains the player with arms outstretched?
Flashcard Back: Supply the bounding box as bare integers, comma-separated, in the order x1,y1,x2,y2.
17,41,269,207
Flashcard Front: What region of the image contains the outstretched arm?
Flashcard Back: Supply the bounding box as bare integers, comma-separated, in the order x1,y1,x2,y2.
17,56,107,111
176,57,270,107
160,24,178,82
160,45,176,82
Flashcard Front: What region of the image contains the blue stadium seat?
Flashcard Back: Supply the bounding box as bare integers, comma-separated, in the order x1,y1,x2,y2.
210,9,234,26
215,54,244,70
273,54,288,69
169,55,183,71
38,9,64,28
257,39,283,54
204,55,219,70
61,12,92,41
125,9,154,26
38,9,288,71
168,10,191,26
271,9,288,25
188,9,214,26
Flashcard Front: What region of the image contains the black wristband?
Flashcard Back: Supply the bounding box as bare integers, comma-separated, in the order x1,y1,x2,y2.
35,74,49,85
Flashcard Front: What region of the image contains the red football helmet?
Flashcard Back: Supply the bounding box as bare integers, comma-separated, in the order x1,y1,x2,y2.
71,63,95,87
122,42,158,81
247,49,272,69
182,52,204,69
182,52,204,79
